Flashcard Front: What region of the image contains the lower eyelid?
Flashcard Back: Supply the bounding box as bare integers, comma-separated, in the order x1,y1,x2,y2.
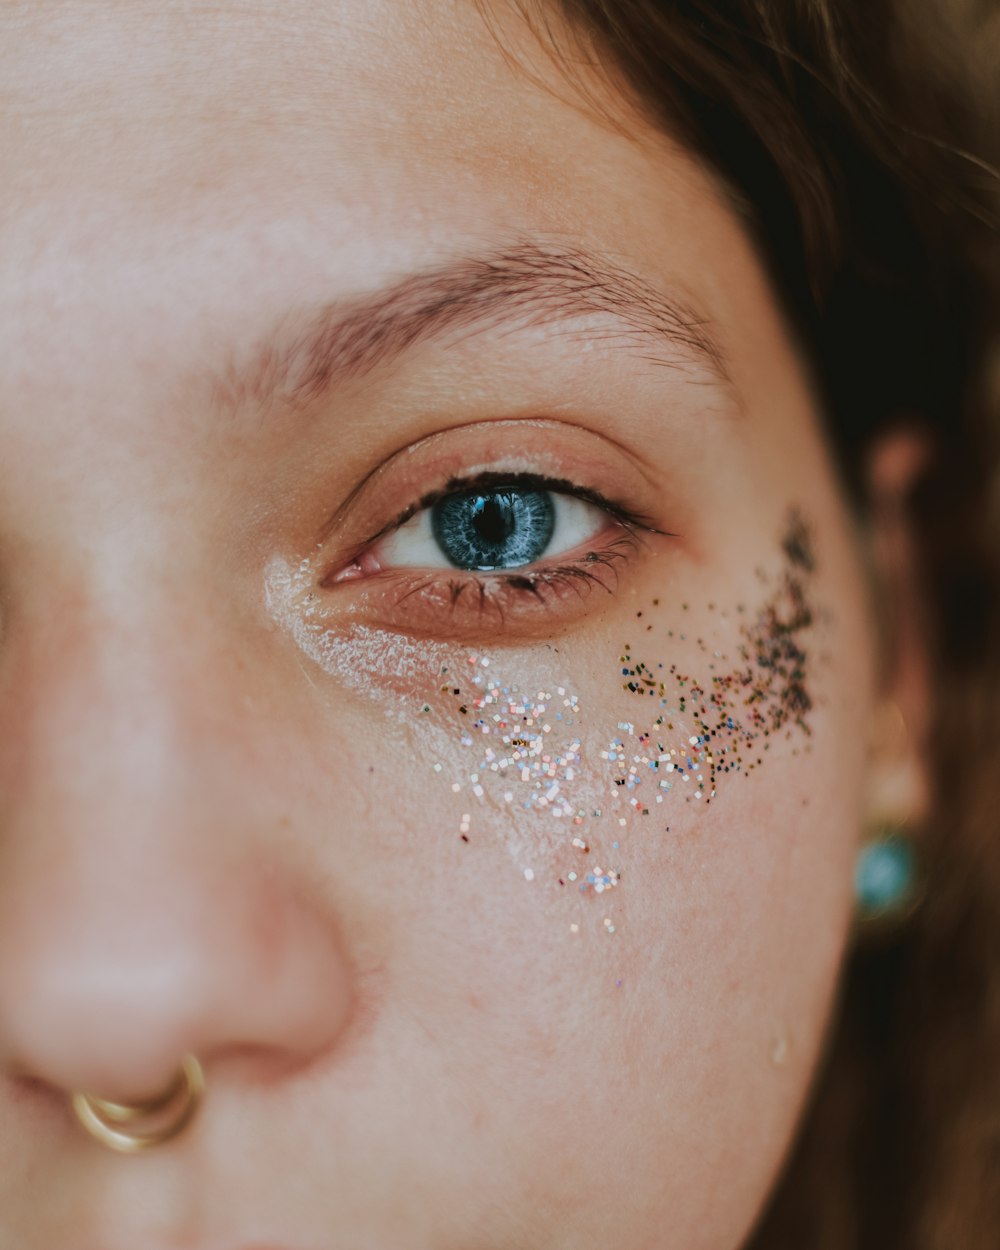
321,528,643,643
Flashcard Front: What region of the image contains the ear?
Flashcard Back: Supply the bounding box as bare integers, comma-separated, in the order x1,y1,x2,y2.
863,426,933,829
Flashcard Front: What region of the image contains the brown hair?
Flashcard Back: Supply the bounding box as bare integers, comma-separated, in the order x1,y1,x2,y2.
513,1,1000,1244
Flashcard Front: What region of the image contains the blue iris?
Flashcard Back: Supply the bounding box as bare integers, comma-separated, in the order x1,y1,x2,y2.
431,488,555,570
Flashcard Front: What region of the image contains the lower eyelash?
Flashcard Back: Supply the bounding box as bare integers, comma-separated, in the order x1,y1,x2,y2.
387,532,637,623
503,544,631,599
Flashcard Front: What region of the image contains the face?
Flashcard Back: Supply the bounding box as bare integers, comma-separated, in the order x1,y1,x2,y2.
0,3,881,1247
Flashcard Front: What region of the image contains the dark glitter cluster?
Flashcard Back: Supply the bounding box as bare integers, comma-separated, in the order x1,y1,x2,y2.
617,511,816,803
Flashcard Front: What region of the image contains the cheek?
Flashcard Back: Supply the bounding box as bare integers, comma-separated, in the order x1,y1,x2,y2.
269,510,870,1246
400,515,864,1228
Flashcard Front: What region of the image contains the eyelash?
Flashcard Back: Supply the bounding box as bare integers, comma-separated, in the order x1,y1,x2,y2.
392,532,639,609
361,470,654,549
322,471,664,631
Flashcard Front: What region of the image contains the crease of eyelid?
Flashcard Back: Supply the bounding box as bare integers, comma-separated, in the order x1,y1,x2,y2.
313,416,671,549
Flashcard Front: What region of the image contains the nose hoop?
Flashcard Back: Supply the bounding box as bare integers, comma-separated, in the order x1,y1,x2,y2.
70,1053,205,1153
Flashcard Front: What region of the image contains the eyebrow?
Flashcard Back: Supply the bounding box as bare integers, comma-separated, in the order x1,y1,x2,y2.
213,240,728,414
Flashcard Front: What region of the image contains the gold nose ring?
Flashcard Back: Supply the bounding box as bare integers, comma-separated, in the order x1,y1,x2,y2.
70,1053,205,1153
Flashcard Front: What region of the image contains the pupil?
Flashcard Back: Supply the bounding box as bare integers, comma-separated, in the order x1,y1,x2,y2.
472,495,516,546
431,487,555,570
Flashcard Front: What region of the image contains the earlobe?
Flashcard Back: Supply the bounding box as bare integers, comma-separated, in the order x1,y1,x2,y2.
863,425,935,831
854,427,935,928
863,700,929,833
855,704,927,927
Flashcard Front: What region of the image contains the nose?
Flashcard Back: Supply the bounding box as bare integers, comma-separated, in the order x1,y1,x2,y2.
0,600,351,1107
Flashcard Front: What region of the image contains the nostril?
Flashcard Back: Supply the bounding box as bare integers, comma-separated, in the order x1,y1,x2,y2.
2,1068,76,1142
7,1069,65,1109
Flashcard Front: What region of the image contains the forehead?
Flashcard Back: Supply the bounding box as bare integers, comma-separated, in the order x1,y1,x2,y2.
0,0,719,261
6,4,588,208
0,0,759,497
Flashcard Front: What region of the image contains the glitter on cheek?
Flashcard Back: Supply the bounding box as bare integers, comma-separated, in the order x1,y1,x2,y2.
609,509,818,814
436,656,602,876
267,511,820,938
427,510,820,935
264,554,458,707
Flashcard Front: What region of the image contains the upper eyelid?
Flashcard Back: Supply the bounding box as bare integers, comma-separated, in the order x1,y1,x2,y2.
315,417,670,548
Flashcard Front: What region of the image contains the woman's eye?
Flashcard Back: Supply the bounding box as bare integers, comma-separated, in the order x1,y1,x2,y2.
320,460,661,636
376,486,607,572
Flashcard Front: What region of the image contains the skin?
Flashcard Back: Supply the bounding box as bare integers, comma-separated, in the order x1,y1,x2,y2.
0,2,927,1248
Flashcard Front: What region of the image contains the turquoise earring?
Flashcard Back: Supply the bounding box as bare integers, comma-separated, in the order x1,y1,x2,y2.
854,825,922,928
